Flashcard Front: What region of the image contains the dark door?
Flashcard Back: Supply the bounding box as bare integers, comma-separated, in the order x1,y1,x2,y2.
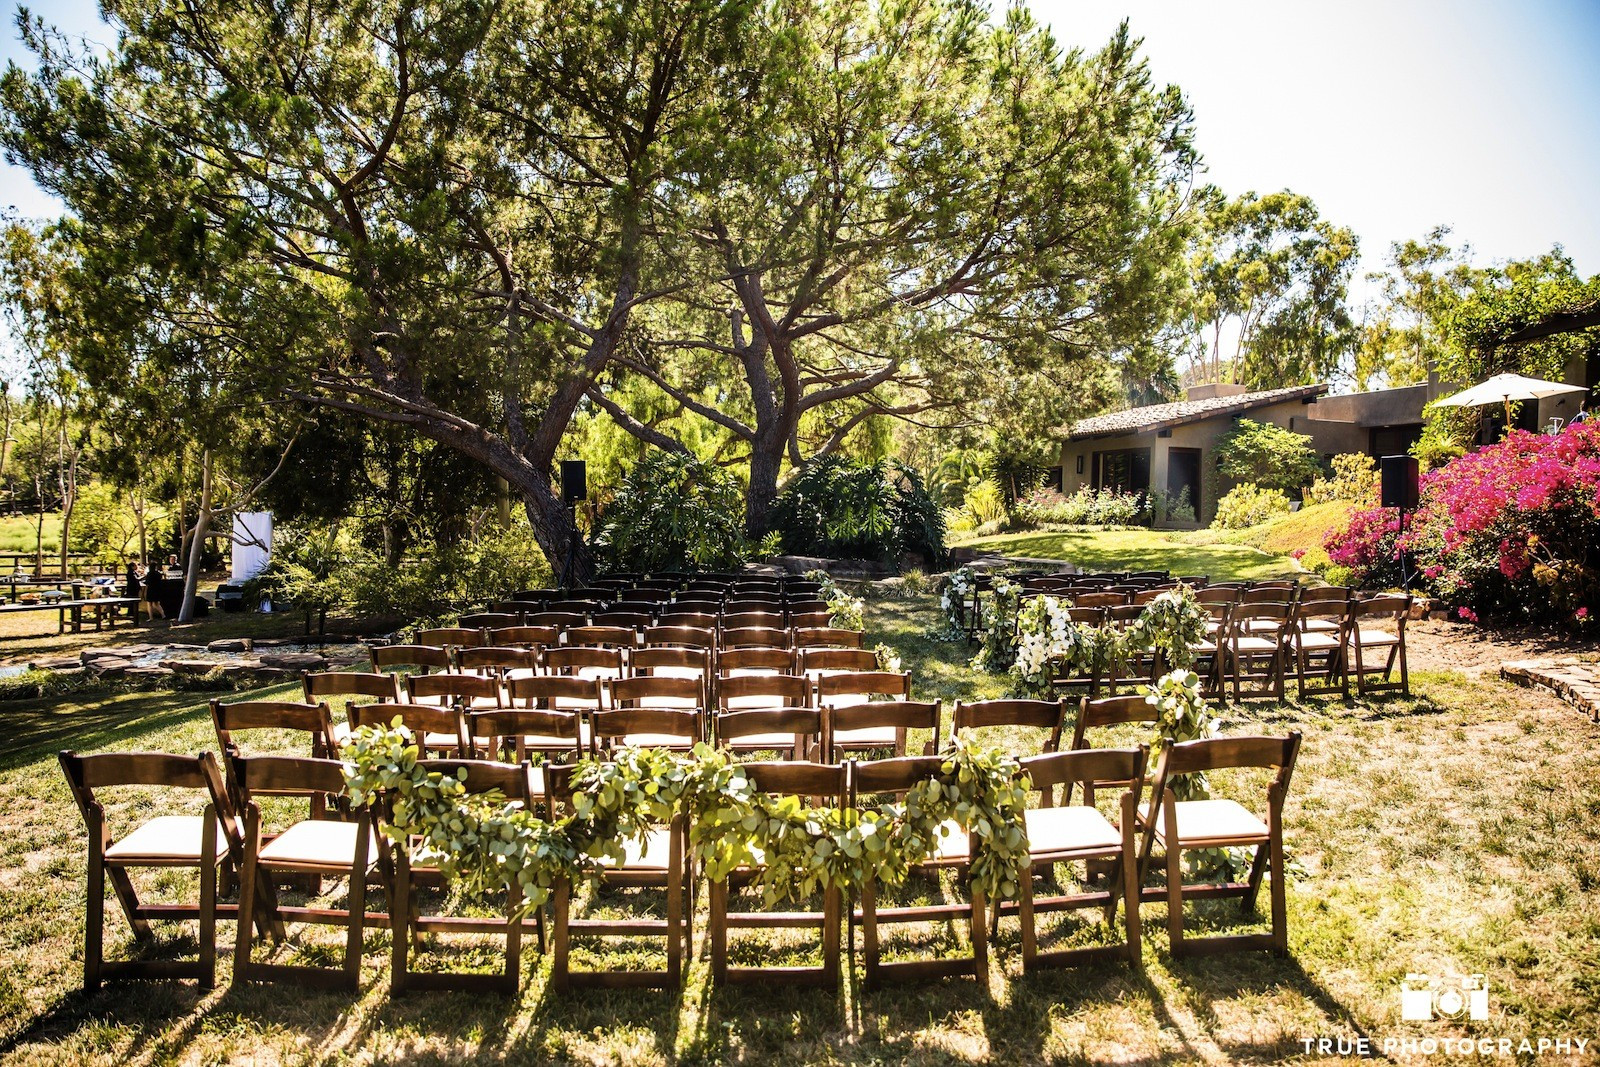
1166,448,1200,522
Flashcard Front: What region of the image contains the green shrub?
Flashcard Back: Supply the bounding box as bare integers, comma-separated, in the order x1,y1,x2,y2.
1302,453,1379,507
772,456,946,566
1016,486,1148,527
592,451,749,573
1214,419,1319,494
1212,484,1292,530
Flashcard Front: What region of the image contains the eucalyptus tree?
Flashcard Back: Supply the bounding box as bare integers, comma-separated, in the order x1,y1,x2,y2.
593,9,1198,531
2,0,749,578
1186,188,1359,389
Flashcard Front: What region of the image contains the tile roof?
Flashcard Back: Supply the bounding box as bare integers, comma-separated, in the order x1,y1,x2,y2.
1058,384,1329,441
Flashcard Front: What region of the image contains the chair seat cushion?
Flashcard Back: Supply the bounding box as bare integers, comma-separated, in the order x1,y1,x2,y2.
831,725,899,747
616,732,696,749
1155,799,1269,845
258,819,379,869
723,731,800,749
602,828,675,870
106,815,227,864
1303,618,1342,632
930,818,971,861
1353,628,1400,646
1024,805,1121,856
1296,632,1342,651
1234,636,1282,653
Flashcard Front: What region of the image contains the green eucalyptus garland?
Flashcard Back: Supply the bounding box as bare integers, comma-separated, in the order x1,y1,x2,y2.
341,726,1032,912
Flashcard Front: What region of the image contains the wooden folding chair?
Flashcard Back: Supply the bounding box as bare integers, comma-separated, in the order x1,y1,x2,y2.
716,646,795,679
593,611,654,631
59,750,244,991
460,612,522,631
799,647,879,678
716,674,817,758
1005,747,1147,971
1051,605,1107,699
1105,604,1162,693
793,626,865,650
630,646,711,688
231,755,383,990
1074,591,1128,608
825,699,940,761
851,756,988,993
547,763,689,991
1349,595,1411,697
709,761,847,987
303,671,402,708
816,671,915,756
650,617,718,638
1190,600,1232,698
486,624,560,650
349,702,472,758
406,672,506,711
720,626,790,651
456,645,538,681
591,705,701,754
1288,600,1351,699
565,625,642,650
526,611,587,629
952,698,1068,753
418,627,487,649
1225,604,1291,702
789,611,834,630
544,645,627,682
1137,733,1303,957
371,644,453,674
390,759,537,994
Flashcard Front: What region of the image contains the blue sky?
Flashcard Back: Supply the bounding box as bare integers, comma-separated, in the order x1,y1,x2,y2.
3,0,1599,296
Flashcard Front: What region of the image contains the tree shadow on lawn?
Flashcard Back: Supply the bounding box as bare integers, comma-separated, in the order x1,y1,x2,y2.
0,683,298,775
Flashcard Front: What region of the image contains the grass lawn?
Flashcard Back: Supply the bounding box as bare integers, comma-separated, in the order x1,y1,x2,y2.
0,590,1596,1064
0,513,61,556
961,528,1301,583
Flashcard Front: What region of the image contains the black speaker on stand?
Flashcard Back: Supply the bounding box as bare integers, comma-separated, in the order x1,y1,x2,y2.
556,460,587,589
1380,455,1419,589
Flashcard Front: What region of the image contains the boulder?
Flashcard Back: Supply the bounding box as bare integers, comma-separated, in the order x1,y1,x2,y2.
207,639,252,653
87,657,134,674
258,651,327,671
122,666,173,680
30,656,82,672
167,658,223,676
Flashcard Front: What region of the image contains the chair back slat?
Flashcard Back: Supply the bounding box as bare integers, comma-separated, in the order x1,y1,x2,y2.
371,644,453,673
304,671,402,703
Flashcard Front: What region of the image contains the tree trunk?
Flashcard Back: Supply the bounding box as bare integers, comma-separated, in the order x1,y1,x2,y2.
134,486,147,562
56,411,77,578
178,450,213,623
519,470,591,586
745,443,783,537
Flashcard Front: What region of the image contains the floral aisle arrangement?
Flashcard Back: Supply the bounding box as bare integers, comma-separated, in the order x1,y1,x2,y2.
938,566,979,638
971,576,1022,672
1005,586,1208,697
1141,668,1243,877
341,725,1032,911
807,570,866,630
1325,421,1600,629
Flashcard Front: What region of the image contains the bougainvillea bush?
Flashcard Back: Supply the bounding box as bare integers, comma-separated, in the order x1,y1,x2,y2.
1324,421,1600,628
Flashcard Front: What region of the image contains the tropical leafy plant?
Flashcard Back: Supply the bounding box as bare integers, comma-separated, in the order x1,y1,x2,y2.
1214,419,1320,494
592,451,749,573
772,456,945,566
1212,483,1292,529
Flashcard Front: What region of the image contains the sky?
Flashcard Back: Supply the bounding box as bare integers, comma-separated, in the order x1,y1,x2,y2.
2,0,1598,298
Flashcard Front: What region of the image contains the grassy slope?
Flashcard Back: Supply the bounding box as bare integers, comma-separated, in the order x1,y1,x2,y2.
1179,500,1355,560
0,513,62,556
961,528,1300,583
0,592,1596,1064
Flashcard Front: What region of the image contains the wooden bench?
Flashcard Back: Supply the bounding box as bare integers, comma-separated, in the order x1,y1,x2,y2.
0,598,142,634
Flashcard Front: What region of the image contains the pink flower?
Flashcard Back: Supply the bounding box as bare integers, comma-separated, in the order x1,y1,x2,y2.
1579,608,1591,621
1457,606,1479,623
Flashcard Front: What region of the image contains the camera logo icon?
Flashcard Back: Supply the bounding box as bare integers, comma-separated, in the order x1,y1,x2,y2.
1401,973,1489,1021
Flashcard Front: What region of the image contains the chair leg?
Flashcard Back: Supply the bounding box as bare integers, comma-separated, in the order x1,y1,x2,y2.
822,887,841,987
504,884,523,994
200,820,218,989
390,860,410,994
345,870,366,992
970,886,989,997
1164,795,1184,956
552,881,571,993
1018,871,1037,972
85,844,105,993
1242,842,1269,913
666,835,683,987
1270,814,1288,957
1120,793,1141,964
708,880,727,987
860,877,879,990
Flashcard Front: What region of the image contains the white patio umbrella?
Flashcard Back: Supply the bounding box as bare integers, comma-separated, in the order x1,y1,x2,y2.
1432,372,1586,431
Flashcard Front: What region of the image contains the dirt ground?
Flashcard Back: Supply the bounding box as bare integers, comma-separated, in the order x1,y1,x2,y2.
1404,617,1599,676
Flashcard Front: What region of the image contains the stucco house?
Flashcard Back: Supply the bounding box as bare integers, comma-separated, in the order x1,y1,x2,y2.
1053,351,1596,529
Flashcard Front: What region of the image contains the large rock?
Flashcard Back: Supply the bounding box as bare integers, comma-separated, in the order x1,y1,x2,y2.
167,658,223,676
30,656,82,672
215,660,266,680
86,657,134,674
122,666,173,680
208,639,251,653
258,651,327,671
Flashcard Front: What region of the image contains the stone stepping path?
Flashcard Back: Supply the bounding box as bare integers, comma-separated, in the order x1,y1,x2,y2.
1501,660,1600,721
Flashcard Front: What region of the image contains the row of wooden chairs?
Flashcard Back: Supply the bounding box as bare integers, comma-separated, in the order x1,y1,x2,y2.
60,724,1301,995
397,622,862,658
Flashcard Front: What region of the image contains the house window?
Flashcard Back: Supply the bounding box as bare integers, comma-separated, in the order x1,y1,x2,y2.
1092,448,1151,495
1045,466,1063,492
